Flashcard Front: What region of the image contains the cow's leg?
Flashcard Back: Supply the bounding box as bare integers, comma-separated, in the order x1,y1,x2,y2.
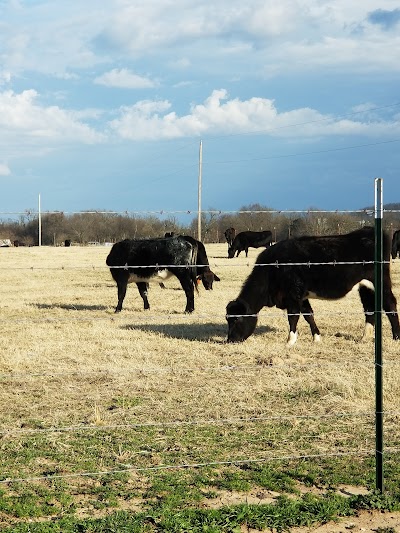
286,301,301,346
136,282,150,310
114,273,129,313
383,285,400,340
358,285,375,339
174,270,195,313
301,300,321,342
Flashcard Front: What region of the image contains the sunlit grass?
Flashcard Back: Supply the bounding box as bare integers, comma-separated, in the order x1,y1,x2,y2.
1,245,400,531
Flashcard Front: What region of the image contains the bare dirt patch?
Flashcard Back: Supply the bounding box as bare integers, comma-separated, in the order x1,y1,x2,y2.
289,510,400,532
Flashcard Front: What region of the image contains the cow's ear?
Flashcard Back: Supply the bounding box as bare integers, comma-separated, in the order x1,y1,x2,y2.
213,273,221,281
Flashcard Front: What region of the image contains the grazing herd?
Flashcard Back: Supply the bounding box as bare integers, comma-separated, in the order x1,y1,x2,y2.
107,226,400,345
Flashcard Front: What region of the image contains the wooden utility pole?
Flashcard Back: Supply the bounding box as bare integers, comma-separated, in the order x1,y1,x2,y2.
197,140,203,241
38,193,42,247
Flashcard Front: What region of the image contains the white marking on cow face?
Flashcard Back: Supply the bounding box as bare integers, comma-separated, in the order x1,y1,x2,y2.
286,331,298,346
128,270,173,284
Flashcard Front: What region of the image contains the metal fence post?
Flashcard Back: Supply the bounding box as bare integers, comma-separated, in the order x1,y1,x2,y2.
374,177,384,493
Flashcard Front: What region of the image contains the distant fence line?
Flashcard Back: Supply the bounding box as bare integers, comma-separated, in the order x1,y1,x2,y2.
1,208,400,216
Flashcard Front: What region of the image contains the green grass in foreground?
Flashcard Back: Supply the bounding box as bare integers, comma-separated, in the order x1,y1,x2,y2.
2,455,400,532
2,491,400,533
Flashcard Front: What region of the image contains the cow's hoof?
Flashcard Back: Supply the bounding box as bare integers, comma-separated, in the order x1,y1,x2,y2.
286,331,298,346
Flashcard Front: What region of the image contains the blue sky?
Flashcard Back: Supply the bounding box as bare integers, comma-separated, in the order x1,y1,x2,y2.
1,0,400,218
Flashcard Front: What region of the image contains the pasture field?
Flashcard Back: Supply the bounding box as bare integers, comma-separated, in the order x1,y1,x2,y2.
1,243,400,532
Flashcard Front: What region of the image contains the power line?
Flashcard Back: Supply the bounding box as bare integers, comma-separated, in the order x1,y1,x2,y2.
208,138,400,165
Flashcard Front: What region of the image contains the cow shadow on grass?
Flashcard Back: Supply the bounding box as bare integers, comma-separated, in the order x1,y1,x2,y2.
33,303,109,311
121,322,275,342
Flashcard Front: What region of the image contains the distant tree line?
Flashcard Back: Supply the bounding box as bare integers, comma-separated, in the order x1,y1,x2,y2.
1,203,400,246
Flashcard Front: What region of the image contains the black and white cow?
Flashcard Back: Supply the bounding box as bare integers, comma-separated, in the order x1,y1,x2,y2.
226,226,400,345
224,227,236,248
106,235,219,313
159,235,220,290
392,229,400,259
228,230,272,258
181,236,220,289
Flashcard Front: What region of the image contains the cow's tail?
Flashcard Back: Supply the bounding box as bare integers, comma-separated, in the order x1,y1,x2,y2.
190,242,200,294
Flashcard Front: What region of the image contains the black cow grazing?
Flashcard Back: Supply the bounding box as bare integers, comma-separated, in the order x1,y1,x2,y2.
106,235,219,313
226,226,400,345
224,227,236,247
228,230,272,258
392,229,400,259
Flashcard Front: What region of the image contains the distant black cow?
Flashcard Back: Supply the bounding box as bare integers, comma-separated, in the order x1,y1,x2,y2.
392,229,400,259
224,227,236,248
226,226,400,345
13,240,27,247
106,235,219,313
164,232,175,238
64,239,71,247
228,230,272,258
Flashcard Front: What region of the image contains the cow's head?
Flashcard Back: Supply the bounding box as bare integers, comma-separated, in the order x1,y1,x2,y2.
227,246,235,259
200,270,220,290
226,299,258,342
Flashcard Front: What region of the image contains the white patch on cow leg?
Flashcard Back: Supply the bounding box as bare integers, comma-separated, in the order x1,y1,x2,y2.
313,334,321,342
287,331,298,346
362,322,374,339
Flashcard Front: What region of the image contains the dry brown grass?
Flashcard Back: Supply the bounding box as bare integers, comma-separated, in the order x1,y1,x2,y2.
1,243,400,473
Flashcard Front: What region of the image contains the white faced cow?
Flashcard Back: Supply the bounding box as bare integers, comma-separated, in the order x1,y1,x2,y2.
226,226,400,345
106,235,219,313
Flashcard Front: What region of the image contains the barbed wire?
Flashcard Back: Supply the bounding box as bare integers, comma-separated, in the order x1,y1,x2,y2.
0,449,379,485
2,207,400,216
3,356,400,387
0,309,397,330
0,412,378,437
0,259,387,271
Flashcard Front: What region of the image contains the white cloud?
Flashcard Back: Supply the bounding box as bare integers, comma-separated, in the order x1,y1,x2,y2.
0,71,11,85
0,89,105,147
267,34,400,74
1,0,400,80
0,163,11,176
109,89,400,141
94,68,157,89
